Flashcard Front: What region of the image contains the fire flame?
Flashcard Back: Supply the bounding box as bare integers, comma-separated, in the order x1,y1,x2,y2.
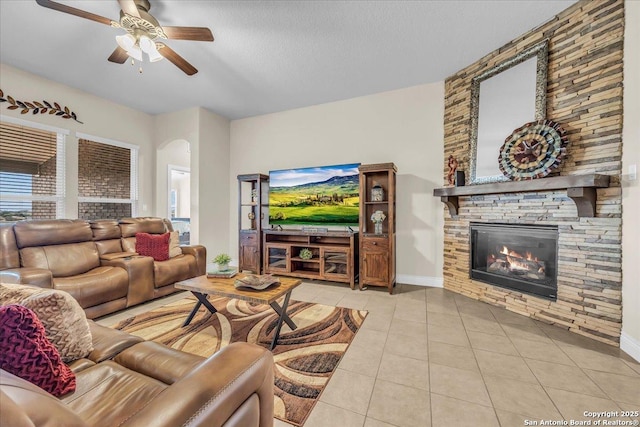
490,245,545,274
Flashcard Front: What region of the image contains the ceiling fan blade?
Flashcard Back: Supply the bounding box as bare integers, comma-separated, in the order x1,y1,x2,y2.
108,46,129,64
117,0,140,18
162,26,214,42
35,0,113,25
158,44,198,76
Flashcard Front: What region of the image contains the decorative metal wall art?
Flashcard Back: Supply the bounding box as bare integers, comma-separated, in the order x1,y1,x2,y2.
498,119,568,181
0,89,83,124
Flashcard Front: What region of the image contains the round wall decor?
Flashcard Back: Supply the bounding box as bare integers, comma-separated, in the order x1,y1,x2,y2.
498,119,568,181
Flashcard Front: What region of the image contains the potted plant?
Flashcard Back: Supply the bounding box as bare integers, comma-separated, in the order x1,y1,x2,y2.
213,253,232,271
298,248,313,260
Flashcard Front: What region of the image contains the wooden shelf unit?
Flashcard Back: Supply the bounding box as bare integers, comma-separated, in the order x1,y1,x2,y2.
238,173,269,273
263,229,359,288
359,163,397,293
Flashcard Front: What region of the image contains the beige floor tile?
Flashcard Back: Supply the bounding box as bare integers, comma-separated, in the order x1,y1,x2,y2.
501,323,553,344
363,418,396,427
561,345,639,376
303,402,365,427
337,294,370,310
584,369,640,405
489,306,537,326
484,375,562,420
351,329,388,349
426,311,464,328
475,349,539,384
392,302,427,323
383,332,428,361
427,323,470,347
339,343,384,378
311,290,345,307
495,409,534,427
367,379,431,427
484,376,561,420
546,387,621,422
511,337,576,366
377,352,429,390
360,311,393,332
363,299,396,317
456,302,496,320
319,369,375,415
395,284,426,301
273,418,295,427
429,363,492,406
426,300,458,314
539,322,620,351
290,287,320,302
467,330,519,356
428,341,479,372
388,318,428,339
623,358,640,376
525,359,606,398
431,393,500,427
462,314,506,336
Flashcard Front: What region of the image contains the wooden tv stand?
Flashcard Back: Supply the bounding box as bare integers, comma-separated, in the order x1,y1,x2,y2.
263,229,359,288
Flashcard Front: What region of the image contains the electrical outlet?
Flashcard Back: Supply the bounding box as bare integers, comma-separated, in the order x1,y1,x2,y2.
629,164,637,181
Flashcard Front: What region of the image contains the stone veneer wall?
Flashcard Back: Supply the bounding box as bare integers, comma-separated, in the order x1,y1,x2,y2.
442,0,624,345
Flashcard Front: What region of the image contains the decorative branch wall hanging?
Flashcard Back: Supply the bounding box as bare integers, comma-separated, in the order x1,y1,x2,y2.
0,89,83,124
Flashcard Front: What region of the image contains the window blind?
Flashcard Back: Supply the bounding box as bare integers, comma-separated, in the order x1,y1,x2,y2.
0,121,65,219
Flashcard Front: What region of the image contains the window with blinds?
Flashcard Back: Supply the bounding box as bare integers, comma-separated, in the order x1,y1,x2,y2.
77,138,138,220
0,121,65,220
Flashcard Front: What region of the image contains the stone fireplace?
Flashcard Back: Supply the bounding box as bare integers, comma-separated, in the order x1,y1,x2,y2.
470,223,558,300
440,0,624,346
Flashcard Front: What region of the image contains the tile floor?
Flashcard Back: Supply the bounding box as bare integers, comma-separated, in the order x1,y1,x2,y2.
98,282,640,427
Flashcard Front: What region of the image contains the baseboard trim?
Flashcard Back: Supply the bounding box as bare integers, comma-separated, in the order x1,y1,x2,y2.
396,274,443,288
620,331,640,363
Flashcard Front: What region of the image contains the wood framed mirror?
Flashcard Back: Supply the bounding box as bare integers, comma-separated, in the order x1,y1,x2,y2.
468,39,549,184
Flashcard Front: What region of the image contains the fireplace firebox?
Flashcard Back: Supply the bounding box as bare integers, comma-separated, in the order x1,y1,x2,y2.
470,223,558,300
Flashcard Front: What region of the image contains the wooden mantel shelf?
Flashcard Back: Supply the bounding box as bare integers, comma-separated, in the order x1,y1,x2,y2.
433,174,611,218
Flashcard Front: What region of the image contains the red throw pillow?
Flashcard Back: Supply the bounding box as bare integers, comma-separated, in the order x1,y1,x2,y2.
0,305,76,397
135,232,170,261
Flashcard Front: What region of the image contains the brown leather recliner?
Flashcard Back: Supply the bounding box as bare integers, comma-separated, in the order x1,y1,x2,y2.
0,321,274,427
0,220,130,318
117,217,207,299
0,218,207,319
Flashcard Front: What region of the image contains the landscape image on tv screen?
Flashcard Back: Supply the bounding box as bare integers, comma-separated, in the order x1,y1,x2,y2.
269,163,360,227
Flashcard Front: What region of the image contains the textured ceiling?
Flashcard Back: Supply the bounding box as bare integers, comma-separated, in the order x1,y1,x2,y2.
0,1,576,120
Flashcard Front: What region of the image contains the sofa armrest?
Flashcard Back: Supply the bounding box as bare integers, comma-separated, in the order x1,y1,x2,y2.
87,321,144,363
181,245,207,276
100,256,154,307
122,342,274,427
0,268,53,288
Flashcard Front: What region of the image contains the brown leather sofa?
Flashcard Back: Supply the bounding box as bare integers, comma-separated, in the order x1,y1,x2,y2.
0,320,274,427
0,218,206,318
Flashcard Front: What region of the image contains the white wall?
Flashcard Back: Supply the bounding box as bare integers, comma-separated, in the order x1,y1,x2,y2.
230,83,445,285
0,63,156,217
621,0,640,361
197,108,231,261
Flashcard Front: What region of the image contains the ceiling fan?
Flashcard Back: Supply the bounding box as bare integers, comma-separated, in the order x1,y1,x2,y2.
35,0,214,76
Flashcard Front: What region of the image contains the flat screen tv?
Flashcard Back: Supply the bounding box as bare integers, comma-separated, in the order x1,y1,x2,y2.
269,163,360,227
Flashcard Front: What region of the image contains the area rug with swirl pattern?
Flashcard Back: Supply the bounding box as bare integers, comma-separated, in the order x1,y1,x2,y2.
113,296,367,426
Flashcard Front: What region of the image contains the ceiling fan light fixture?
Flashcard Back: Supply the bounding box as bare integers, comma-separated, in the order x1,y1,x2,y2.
139,35,155,53
116,33,136,51
147,45,163,62
127,44,143,62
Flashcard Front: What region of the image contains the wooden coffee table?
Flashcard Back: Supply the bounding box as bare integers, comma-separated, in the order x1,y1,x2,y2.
174,274,302,350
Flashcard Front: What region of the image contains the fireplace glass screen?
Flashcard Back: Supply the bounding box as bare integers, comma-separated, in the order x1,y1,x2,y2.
470,223,558,300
